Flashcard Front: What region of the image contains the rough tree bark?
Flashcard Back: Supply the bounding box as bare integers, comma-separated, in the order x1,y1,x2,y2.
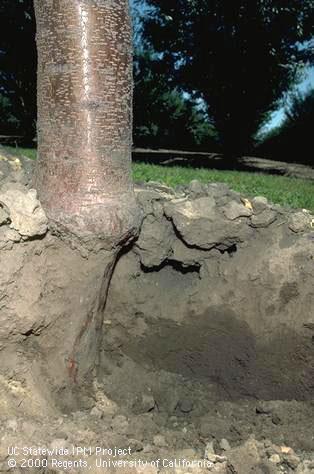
16,0,142,408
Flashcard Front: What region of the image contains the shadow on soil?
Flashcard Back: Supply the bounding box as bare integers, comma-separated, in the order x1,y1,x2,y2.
124,309,314,402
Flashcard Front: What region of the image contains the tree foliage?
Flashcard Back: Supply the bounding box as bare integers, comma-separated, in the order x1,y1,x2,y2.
142,0,314,154
285,87,314,125
0,0,36,143
257,87,314,164
134,49,218,149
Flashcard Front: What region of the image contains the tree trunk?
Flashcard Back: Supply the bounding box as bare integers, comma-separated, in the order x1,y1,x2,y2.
33,0,139,244
8,0,142,409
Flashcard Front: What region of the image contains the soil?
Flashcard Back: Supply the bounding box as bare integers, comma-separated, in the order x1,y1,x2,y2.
0,152,313,473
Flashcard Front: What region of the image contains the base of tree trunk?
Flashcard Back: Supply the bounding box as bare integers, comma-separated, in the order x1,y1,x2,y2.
0,223,118,414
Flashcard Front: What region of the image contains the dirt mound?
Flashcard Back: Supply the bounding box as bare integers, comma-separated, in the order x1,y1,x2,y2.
0,160,313,473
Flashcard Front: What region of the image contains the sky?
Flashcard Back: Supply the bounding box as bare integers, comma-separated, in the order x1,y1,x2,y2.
260,66,314,134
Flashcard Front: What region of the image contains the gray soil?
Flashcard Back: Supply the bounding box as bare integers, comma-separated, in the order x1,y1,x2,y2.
0,152,313,473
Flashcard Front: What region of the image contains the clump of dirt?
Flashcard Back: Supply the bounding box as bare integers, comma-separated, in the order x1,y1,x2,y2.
0,155,313,473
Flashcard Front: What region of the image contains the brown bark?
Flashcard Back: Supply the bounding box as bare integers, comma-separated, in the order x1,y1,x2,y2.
33,0,140,244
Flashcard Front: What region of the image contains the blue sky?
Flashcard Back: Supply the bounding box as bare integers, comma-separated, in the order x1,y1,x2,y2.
260,66,314,134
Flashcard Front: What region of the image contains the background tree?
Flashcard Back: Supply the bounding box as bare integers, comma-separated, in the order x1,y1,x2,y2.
142,0,314,156
134,49,218,149
257,87,314,164
0,0,36,143
0,94,20,135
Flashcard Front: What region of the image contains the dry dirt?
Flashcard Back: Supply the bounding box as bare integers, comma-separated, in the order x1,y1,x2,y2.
0,152,313,473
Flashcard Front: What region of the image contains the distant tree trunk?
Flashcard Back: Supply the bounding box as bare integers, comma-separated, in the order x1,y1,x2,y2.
27,0,141,407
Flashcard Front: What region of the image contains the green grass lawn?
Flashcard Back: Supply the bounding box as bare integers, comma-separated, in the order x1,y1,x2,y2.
2,145,37,161
3,146,314,211
134,162,314,211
